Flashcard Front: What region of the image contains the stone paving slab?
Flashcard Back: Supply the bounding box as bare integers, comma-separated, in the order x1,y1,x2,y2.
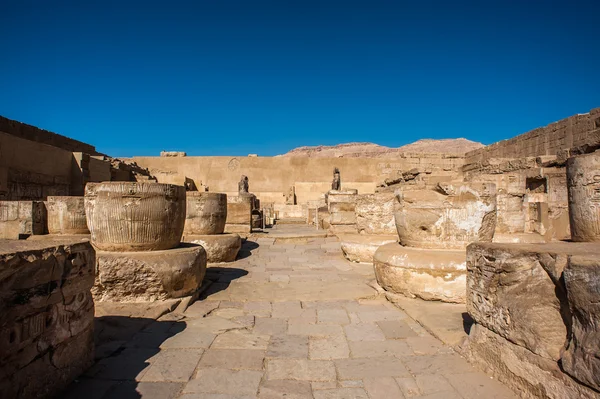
62,231,517,399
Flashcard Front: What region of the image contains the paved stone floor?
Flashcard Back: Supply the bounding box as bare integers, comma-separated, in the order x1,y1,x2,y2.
63,231,516,399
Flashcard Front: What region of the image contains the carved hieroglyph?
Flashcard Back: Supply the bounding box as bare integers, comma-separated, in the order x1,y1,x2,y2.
184,192,227,235
567,152,600,242
85,182,186,251
0,240,95,399
47,196,89,235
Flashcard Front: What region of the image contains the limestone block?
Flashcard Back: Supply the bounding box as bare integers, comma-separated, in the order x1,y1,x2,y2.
0,240,95,399
226,194,254,225
395,183,497,249
0,200,46,239
339,234,397,263
183,233,241,263
328,224,357,235
93,244,206,302
46,196,89,235
85,182,186,251
329,202,356,213
567,152,600,242
492,232,546,244
184,192,227,235
374,243,467,303
329,211,356,225
466,242,575,360
461,323,599,399
355,193,396,235
561,255,600,391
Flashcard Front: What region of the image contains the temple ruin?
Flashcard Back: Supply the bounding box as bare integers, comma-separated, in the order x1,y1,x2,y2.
0,108,599,398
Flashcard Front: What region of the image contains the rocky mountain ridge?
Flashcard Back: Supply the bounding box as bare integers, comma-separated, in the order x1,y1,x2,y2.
278,138,484,158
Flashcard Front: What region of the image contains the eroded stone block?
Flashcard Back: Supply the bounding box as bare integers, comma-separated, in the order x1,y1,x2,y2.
0,240,95,399
0,200,47,239
93,244,206,302
374,243,467,303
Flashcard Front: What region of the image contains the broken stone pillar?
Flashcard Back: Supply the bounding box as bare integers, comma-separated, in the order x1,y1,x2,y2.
85,182,186,251
184,192,227,235
567,152,600,242
0,240,95,399
85,182,206,302
340,192,398,263
182,192,241,263
46,196,89,235
225,193,255,234
461,242,600,398
0,200,47,239
327,189,358,235
374,183,497,303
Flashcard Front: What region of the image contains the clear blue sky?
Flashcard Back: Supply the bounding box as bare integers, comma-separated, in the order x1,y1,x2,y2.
1,1,598,157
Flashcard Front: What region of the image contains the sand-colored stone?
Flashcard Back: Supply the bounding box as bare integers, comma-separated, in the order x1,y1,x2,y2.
226,193,254,233
183,233,241,263
85,182,186,251
355,193,396,235
0,240,95,399
184,192,227,235
567,152,600,242
339,233,397,263
374,243,467,303
561,254,600,391
0,200,47,239
93,243,206,302
47,196,89,234
462,241,600,398
394,183,497,249
465,242,575,360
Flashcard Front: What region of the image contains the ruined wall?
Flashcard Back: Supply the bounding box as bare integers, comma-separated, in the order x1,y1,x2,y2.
0,116,96,154
465,107,600,163
131,154,464,205
0,131,73,200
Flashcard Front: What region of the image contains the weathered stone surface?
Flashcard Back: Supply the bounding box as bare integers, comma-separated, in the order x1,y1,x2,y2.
395,183,497,249
46,196,89,234
226,194,254,233
0,240,95,399
561,255,600,391
374,243,467,303
93,244,206,302
339,234,397,263
183,233,241,263
184,192,227,235
355,193,396,235
463,242,600,398
466,242,573,360
0,200,46,239
567,152,600,242
226,194,254,224
85,182,186,251
461,323,598,399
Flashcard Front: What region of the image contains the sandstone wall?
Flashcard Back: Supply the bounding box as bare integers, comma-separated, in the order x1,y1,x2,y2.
131,154,464,205
465,108,600,163
0,131,73,200
0,115,96,154
0,240,95,399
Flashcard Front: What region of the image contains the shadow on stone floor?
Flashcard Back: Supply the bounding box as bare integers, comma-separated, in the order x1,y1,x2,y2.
462,312,474,335
59,316,187,399
200,267,250,300
236,239,259,259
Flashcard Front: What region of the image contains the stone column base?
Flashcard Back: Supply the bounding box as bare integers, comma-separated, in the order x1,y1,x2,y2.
93,244,207,302
339,234,398,263
373,243,466,303
183,233,242,263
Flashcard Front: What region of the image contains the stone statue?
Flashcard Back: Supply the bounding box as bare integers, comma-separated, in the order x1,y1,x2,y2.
331,168,341,191
238,175,249,194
